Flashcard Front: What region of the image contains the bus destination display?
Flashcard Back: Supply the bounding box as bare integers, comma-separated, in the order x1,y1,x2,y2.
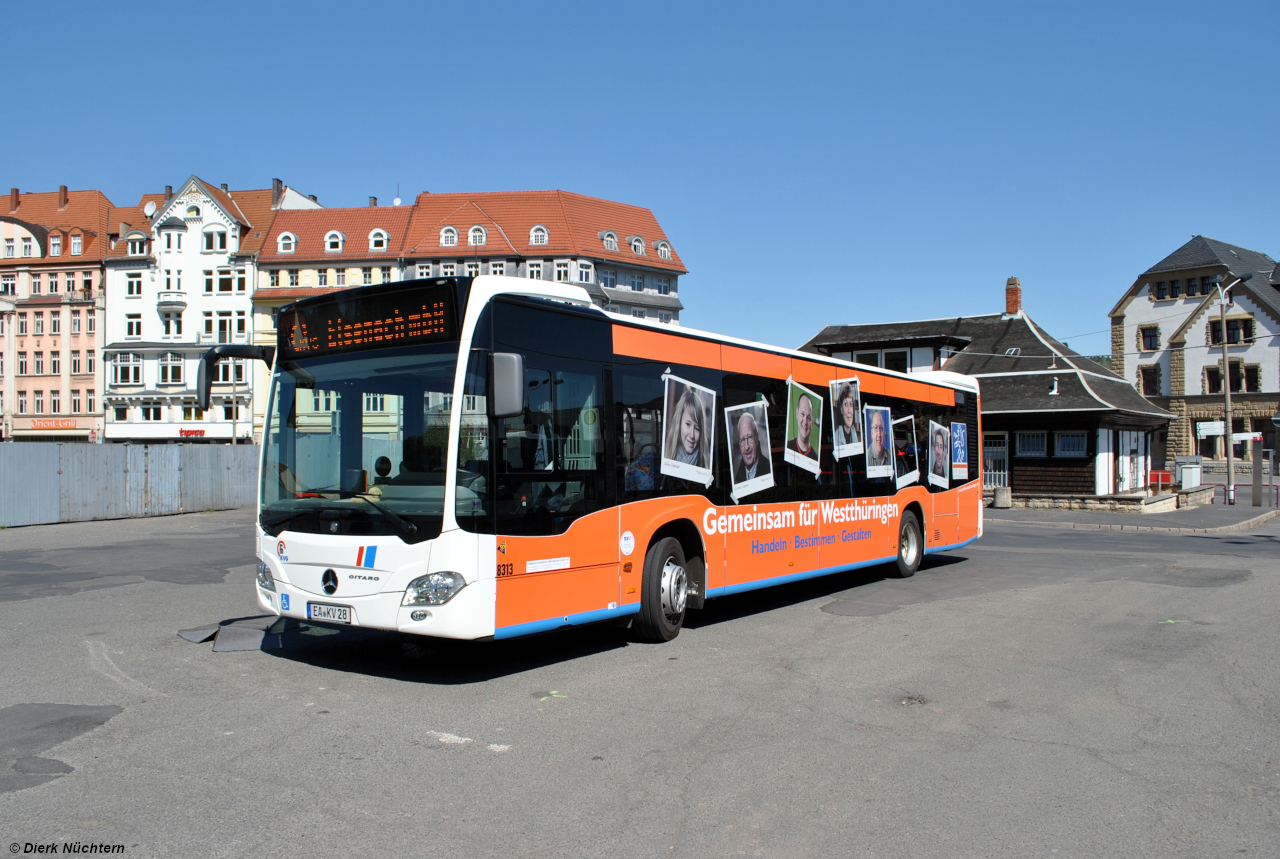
279,286,457,358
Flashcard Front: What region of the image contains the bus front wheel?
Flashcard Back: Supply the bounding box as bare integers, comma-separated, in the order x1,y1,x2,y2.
893,511,922,578
635,537,687,642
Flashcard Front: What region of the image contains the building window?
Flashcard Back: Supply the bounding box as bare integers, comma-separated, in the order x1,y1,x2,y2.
626,272,644,291
530,226,548,246
364,392,385,412
203,270,213,293
50,351,60,375
218,270,233,293
1,274,13,294
183,404,204,420
71,390,81,414
1153,281,1166,299
50,391,60,414
380,266,391,283
18,352,27,375
442,263,455,277
23,238,33,256
468,226,486,246
487,261,504,277
656,242,672,260
440,227,458,247
1139,366,1159,396
369,229,388,251
50,312,60,334
361,267,372,285
87,350,95,373
599,269,616,289
630,237,644,255
237,269,246,292
631,309,646,319
127,273,141,296
162,313,183,336
1245,366,1260,393
203,229,228,252
236,311,245,336
603,232,618,251
31,274,41,294
269,270,279,287
466,262,479,278
18,392,26,414
658,312,672,324
417,263,432,279
112,353,142,385
1205,367,1221,394
87,389,95,413
1168,279,1181,299
128,236,147,255
223,404,242,421
51,236,62,256
278,233,296,253
82,271,92,291
1015,431,1047,457
1141,328,1159,351
4,239,13,257
33,312,44,335
527,262,542,280
336,269,346,286
71,351,81,374
555,261,569,282
577,262,593,283
215,358,244,384
34,352,43,375
317,269,328,286
50,273,61,294
142,402,163,421
126,315,142,338
186,205,201,219
289,269,299,287
160,352,183,384
113,405,128,421
18,313,28,335
1200,277,1216,295
654,276,671,295
325,231,344,252
34,391,44,414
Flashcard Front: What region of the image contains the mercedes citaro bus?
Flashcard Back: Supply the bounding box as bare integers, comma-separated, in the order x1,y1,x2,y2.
199,276,983,643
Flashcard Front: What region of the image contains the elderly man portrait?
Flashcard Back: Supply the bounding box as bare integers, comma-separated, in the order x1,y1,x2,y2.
734,410,771,484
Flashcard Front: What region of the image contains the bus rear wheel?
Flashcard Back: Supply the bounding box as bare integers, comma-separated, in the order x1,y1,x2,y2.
635,537,687,642
892,511,922,578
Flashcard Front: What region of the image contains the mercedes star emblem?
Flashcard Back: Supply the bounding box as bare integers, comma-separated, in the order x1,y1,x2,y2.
322,569,339,595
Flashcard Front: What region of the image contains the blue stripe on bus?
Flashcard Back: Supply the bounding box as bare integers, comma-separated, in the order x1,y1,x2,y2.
705,553,899,599
924,535,979,555
494,602,640,640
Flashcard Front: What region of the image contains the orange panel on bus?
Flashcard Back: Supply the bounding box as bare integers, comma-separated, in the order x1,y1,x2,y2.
496,564,620,630
791,359,835,386
613,325,721,370
882,376,936,403
721,345,791,380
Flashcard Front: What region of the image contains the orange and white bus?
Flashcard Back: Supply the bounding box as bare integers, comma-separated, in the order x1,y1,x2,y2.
201,276,983,643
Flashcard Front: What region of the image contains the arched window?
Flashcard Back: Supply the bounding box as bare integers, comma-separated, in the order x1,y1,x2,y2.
185,204,201,219
440,227,458,247
277,232,297,253
530,225,548,246
126,233,148,255
468,226,487,246
602,231,618,251
203,227,227,252
324,231,344,252
369,229,388,251
159,352,183,384
656,241,672,260
630,236,645,255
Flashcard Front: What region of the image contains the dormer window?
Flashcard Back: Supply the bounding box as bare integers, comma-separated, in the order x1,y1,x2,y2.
50,236,62,256
468,226,487,246
629,237,645,255
656,242,672,260
325,231,345,252
369,229,388,251
530,225,548,246
71,234,82,255
22,238,33,257
127,235,147,255
602,231,618,251
278,232,297,253
440,227,458,247
185,205,201,219
202,228,227,252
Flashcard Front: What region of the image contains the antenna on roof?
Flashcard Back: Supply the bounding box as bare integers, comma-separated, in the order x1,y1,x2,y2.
393,181,401,207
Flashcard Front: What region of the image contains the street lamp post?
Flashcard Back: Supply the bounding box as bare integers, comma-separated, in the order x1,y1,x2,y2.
1216,272,1252,504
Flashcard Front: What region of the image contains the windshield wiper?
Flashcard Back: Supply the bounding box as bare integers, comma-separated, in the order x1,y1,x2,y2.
320,489,419,535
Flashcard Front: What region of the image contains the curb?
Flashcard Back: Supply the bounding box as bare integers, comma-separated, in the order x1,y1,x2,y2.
985,508,1279,535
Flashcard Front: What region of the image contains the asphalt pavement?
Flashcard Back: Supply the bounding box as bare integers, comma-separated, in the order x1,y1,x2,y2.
1,508,1277,858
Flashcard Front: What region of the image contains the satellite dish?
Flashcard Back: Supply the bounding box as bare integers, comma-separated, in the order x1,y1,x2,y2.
143,201,157,217
393,197,402,206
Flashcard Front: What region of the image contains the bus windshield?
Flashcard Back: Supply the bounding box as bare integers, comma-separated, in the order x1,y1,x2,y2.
259,342,462,543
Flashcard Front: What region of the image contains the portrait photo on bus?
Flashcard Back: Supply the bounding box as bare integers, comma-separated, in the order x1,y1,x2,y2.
892,414,919,489
928,420,950,488
863,405,894,479
783,378,822,475
725,400,773,501
951,420,969,479
829,377,863,459
660,374,716,486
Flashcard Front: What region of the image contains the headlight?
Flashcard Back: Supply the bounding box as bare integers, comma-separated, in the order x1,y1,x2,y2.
256,560,276,592
402,571,466,606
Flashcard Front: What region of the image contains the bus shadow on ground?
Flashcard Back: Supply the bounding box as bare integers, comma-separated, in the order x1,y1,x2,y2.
258,555,967,684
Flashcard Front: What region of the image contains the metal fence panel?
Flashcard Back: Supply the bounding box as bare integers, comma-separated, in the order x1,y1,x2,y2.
0,444,61,527
59,443,128,522
125,446,148,518
147,445,183,515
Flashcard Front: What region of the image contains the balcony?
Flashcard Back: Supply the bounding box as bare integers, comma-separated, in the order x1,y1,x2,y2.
157,290,187,310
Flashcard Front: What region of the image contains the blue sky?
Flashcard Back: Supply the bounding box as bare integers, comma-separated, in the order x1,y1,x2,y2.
6,1,1278,355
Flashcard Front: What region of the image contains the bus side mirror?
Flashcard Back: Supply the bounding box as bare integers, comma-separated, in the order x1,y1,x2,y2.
490,352,524,418
197,344,276,411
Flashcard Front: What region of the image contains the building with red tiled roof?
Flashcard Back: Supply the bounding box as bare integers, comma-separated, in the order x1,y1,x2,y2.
102,176,318,444
1,185,116,441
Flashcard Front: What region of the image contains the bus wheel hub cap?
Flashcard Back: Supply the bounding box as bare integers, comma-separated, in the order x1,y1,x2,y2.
661,558,687,616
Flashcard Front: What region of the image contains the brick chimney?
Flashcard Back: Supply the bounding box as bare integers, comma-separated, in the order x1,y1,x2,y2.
8,188,17,213
220,183,229,192
58,185,68,209
1005,276,1022,315
308,194,318,203
165,185,173,201
271,178,283,208
369,196,377,207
